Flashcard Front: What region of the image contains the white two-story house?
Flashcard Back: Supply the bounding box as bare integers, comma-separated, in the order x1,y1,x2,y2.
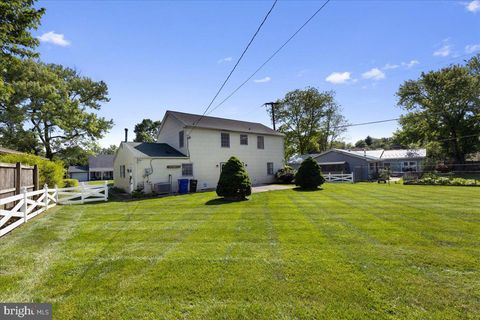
114,110,285,193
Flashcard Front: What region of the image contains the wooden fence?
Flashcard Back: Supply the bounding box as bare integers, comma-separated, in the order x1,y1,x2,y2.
0,162,39,203
325,173,354,183
0,182,108,237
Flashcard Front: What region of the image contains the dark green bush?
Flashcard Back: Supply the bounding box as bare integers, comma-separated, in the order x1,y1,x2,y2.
63,178,79,188
295,157,325,189
0,153,64,187
216,156,252,200
404,173,478,186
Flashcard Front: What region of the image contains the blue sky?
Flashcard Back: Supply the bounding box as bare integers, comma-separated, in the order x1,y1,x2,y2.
35,0,480,147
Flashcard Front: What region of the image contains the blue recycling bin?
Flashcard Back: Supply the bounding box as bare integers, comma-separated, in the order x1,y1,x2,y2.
178,179,189,194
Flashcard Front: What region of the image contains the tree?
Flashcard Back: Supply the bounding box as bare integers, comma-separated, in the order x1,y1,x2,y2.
365,135,373,147
99,145,118,155
317,104,348,152
0,0,45,59
216,156,252,200
134,119,161,143
396,55,480,163
271,87,345,158
295,157,325,190
1,59,113,159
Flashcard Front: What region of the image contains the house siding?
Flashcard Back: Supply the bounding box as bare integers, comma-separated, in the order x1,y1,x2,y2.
314,151,371,181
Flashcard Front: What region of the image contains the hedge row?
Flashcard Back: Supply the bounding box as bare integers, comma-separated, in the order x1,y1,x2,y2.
404,175,479,186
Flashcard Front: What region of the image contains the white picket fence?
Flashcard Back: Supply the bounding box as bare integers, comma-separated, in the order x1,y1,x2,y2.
325,173,354,183
0,182,108,237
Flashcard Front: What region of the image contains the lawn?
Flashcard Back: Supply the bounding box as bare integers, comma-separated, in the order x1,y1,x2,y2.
0,183,479,319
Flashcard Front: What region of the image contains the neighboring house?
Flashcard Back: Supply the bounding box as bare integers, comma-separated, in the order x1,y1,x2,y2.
88,155,114,180
289,148,426,181
67,155,114,182
114,110,285,193
68,166,89,182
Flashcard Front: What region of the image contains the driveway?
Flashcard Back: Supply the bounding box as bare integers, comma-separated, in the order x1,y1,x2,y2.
252,184,294,193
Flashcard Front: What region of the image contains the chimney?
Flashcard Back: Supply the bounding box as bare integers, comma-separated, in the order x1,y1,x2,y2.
124,128,128,142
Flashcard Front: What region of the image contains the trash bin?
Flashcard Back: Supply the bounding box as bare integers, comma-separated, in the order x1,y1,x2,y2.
189,179,198,193
178,179,189,194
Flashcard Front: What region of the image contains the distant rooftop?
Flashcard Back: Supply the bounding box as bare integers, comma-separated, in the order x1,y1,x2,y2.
89,155,115,169
165,110,283,136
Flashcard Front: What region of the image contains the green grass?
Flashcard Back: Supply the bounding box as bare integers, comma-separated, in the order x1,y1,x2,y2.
86,180,113,186
0,183,479,319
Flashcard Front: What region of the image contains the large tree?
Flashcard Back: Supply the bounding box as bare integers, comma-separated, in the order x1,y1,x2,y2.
271,87,346,157
1,59,113,159
0,0,45,59
134,118,161,142
395,55,480,163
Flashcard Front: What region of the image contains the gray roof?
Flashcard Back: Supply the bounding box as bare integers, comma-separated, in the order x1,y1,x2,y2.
68,165,88,173
166,110,283,136
289,148,427,164
124,142,187,158
88,155,115,169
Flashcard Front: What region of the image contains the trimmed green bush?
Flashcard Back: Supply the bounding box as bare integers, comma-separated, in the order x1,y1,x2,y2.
0,154,64,187
404,173,479,186
295,157,325,189
63,178,79,188
216,156,252,200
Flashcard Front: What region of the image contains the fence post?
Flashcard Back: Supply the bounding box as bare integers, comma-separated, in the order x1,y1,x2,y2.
104,181,108,202
328,172,331,182
54,184,59,204
43,184,49,211
15,162,22,195
81,182,85,204
33,165,39,191
22,187,28,223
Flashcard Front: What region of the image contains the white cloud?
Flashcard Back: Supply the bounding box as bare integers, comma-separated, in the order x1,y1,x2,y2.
383,63,399,70
433,39,452,57
466,0,480,12
325,71,352,84
362,68,385,81
253,76,271,83
38,31,70,47
217,56,232,64
401,60,420,68
465,44,480,53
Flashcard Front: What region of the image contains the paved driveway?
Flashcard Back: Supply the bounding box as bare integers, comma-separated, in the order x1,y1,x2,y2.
252,184,294,193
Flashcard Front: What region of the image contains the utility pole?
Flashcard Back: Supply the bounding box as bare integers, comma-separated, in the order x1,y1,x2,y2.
263,102,280,130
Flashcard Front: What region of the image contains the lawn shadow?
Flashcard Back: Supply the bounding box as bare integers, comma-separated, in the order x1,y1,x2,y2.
292,187,324,192
205,198,248,205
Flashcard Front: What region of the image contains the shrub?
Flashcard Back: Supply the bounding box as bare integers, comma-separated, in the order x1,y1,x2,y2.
295,157,325,189
0,153,64,187
216,156,252,200
275,166,295,184
404,174,479,186
63,178,79,188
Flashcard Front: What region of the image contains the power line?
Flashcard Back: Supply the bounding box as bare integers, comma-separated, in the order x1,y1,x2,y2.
207,0,332,116
334,118,400,129
192,0,278,128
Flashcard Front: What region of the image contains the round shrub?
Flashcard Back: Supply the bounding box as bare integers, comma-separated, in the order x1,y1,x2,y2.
295,157,325,189
216,156,252,200
63,178,79,188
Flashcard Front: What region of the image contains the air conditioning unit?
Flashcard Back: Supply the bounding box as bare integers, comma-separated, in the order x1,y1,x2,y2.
154,182,171,195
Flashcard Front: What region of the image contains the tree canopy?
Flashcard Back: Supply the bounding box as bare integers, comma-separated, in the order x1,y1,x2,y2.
395,55,480,163
271,87,347,158
0,0,45,59
134,119,161,142
0,59,113,159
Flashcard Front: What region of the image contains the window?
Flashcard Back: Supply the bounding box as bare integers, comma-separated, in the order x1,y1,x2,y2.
383,162,391,169
120,165,125,178
402,161,417,172
221,132,230,148
257,136,264,149
240,134,248,145
179,130,184,148
267,162,274,175
182,163,193,176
